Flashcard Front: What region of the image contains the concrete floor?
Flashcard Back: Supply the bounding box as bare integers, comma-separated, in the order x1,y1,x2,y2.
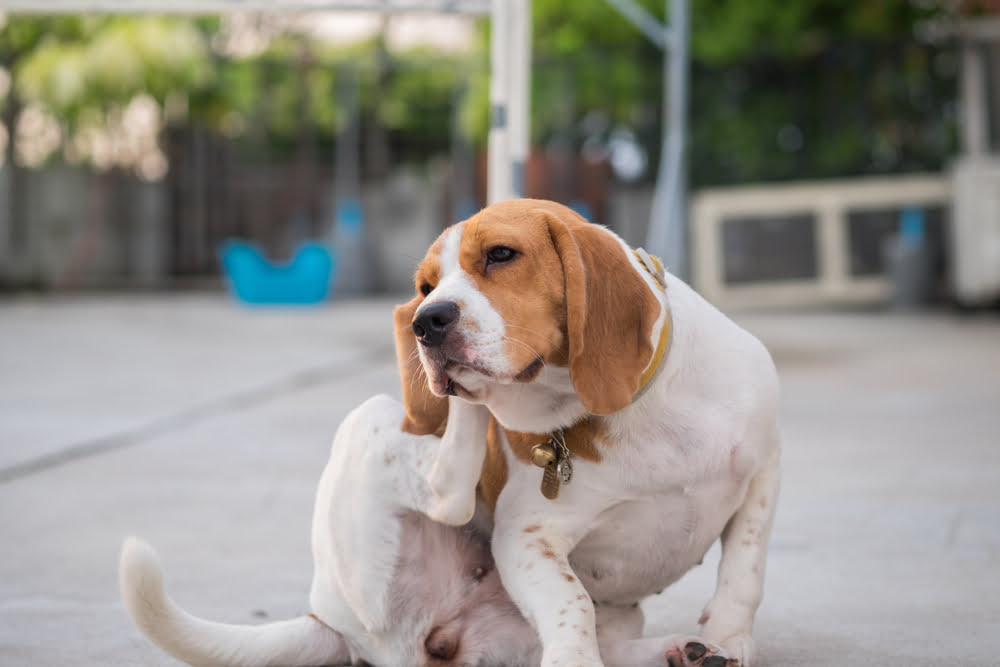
1,294,998,666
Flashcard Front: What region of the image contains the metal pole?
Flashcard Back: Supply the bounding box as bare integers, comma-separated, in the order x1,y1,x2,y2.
645,0,688,278
508,0,531,198
960,39,988,156
487,0,511,204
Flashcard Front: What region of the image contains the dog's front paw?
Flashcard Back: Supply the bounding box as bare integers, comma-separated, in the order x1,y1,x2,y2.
699,605,754,665
664,638,739,667
715,634,753,667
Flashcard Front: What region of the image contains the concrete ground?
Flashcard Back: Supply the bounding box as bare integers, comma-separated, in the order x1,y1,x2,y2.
1,294,998,666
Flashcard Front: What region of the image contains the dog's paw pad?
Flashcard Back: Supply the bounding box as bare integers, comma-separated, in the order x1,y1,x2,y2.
665,639,739,667
704,656,737,667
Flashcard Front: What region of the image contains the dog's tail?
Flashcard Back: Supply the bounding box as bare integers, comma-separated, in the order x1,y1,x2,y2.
119,537,350,667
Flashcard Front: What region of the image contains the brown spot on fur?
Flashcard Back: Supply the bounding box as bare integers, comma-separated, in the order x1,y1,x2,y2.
523,524,541,533
562,573,575,583
558,621,565,628
476,418,509,513
384,454,395,465
536,538,558,560
576,594,586,601
698,611,710,625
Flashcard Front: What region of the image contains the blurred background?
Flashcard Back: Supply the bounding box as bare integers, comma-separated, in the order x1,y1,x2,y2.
2,4,1000,666
0,0,997,307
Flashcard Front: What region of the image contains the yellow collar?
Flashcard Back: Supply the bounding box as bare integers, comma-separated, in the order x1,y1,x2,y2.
633,249,671,400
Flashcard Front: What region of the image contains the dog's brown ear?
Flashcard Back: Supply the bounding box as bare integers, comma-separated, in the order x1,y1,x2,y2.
541,205,660,415
394,296,449,435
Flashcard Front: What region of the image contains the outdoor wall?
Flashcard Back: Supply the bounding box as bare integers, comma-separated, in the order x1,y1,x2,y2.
0,165,168,289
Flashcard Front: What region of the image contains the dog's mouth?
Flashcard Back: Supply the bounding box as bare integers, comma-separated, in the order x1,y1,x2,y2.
439,361,490,398
429,357,543,398
435,370,476,400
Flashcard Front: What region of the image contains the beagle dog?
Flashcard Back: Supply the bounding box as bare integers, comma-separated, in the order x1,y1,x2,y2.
396,199,781,667
120,394,730,667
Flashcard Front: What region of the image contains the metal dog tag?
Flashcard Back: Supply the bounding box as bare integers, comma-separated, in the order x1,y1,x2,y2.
557,457,573,484
532,441,561,499
540,463,561,500
532,434,572,500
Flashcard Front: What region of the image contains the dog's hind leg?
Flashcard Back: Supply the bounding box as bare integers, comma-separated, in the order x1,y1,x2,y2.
422,397,491,525
698,432,781,666
384,395,490,526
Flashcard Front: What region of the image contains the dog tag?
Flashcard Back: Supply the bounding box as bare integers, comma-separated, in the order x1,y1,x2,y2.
540,462,561,500
532,433,571,500
557,457,573,484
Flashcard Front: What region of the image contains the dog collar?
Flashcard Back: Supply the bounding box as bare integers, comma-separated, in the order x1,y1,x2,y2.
632,248,671,403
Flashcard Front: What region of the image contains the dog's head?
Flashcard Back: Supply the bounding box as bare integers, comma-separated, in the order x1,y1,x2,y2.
394,198,663,430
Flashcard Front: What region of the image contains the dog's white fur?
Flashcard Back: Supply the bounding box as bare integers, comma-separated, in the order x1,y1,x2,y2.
405,200,781,666
120,395,540,667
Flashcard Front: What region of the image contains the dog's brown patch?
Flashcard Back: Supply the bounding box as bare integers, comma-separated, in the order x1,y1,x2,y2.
477,418,509,514
504,417,606,464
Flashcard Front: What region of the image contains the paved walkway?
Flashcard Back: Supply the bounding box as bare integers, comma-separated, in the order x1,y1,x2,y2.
1,294,998,666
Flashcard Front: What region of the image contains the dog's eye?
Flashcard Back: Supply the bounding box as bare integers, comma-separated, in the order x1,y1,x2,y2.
419,283,434,297
485,246,517,265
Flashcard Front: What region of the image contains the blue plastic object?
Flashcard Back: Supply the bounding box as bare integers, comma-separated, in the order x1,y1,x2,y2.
335,199,364,237
570,200,593,221
220,240,336,305
899,206,925,248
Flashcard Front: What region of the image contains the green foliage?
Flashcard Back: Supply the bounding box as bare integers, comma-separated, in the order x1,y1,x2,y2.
8,16,212,128
689,0,946,64
509,0,960,185
0,1,964,183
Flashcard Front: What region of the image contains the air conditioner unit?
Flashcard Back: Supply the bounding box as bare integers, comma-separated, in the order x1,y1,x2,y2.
950,156,1000,306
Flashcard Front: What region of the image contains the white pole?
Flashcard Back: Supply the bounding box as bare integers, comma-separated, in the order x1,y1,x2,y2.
645,0,688,278
487,0,512,204
508,0,531,198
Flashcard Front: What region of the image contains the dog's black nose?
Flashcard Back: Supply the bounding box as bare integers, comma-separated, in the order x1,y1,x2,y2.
412,301,459,347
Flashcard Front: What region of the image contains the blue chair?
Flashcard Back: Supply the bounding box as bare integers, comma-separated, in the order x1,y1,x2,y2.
220,240,336,305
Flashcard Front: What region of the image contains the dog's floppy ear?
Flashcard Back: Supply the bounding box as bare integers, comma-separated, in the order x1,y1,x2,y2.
394,296,449,435
541,205,660,415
